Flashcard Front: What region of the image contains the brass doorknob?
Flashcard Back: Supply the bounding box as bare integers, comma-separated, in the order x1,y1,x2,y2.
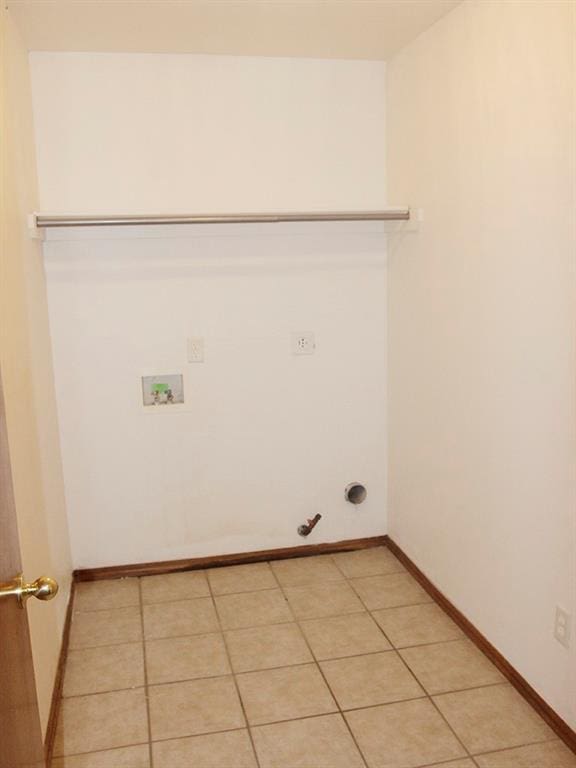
0,574,59,608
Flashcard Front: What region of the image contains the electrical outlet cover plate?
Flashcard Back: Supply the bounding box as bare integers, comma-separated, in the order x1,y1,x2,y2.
292,332,315,355
555,606,571,649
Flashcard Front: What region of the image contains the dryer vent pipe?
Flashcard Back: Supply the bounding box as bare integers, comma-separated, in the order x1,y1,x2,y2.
345,483,367,504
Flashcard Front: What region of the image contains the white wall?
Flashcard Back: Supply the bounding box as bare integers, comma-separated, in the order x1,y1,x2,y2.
387,0,576,728
44,223,387,567
0,9,72,735
30,52,386,214
30,52,389,568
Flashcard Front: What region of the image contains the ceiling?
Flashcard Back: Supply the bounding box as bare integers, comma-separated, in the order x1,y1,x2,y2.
7,0,461,61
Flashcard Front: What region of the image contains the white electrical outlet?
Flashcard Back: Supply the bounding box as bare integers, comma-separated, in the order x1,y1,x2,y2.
554,606,571,649
187,337,204,363
291,332,316,355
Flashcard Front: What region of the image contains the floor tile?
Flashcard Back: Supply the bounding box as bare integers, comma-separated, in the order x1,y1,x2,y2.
51,745,150,768
332,547,405,578
56,561,567,768
226,622,312,673
271,555,344,587
372,603,464,648
320,651,424,710
215,589,292,629
236,663,337,725
252,714,365,768
351,572,432,610
283,581,365,620
69,606,143,649
143,597,219,639
475,740,576,767
74,579,140,612
146,633,230,684
300,612,391,660
433,684,554,754
153,729,258,768
208,562,277,595
399,639,504,694
63,643,144,697
53,688,148,756
148,676,245,740
141,570,209,604
345,698,467,768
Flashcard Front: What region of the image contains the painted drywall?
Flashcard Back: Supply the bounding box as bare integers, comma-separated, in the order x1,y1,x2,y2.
29,52,387,214
387,0,576,727
30,52,389,568
0,10,72,736
43,223,388,567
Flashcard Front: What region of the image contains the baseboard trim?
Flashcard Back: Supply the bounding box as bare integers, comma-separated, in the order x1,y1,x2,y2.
385,536,576,754
73,535,387,582
44,581,75,766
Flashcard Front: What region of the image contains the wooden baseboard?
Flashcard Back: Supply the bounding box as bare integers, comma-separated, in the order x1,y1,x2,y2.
44,582,75,767
73,535,387,582
385,536,576,755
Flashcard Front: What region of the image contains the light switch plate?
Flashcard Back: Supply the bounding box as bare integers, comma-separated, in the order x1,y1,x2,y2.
187,337,204,363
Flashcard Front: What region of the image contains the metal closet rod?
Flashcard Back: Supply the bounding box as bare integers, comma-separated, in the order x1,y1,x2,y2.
34,209,410,228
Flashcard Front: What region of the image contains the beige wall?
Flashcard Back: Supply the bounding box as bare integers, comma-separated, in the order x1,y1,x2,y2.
0,9,72,736
387,0,576,727
29,52,386,214
29,52,388,568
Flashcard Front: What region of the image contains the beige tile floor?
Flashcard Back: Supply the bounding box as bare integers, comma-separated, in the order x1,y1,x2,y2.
51,547,576,768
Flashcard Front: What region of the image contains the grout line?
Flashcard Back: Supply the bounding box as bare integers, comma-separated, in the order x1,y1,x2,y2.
334,565,476,764
270,565,371,768
149,724,246,744
398,650,475,762
429,681,514,697
145,620,296,644
209,585,281,598
208,574,263,768
146,585,286,603
394,636,477,652
145,628,232,645
470,734,563,756
146,671,236,689
381,636,467,651
331,559,408,579
73,603,141,615
355,595,435,612
356,573,475,763
409,756,478,768
346,573,435,611
58,684,147,701
68,638,144,651
52,740,151,761
137,578,155,768
338,566,551,763
231,659,318,679
67,638,144,653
